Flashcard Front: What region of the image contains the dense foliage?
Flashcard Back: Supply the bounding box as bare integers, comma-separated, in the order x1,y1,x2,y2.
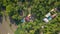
0,0,60,34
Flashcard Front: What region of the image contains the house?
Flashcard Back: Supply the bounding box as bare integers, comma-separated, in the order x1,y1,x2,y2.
43,8,57,23
45,12,51,17
43,14,57,23
51,7,60,12
43,18,49,23
21,14,31,22
21,14,34,22
25,14,31,22
50,8,55,12
51,14,57,18
21,18,25,23
43,12,52,23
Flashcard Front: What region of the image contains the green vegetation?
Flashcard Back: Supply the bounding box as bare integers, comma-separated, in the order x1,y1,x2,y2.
0,0,60,34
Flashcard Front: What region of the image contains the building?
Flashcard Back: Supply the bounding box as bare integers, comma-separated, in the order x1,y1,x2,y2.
43,8,57,23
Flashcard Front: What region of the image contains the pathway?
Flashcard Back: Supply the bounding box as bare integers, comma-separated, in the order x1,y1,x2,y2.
0,14,14,34
0,11,17,34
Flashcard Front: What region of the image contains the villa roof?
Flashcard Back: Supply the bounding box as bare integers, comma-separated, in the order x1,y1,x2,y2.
43,8,57,23
50,9,55,12
51,14,57,18
43,18,49,23
45,12,51,17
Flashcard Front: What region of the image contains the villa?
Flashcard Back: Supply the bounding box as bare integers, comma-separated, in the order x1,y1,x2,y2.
43,8,57,23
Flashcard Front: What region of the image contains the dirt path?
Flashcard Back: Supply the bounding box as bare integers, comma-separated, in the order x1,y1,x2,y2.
0,11,17,34
0,14,14,34
6,15,17,32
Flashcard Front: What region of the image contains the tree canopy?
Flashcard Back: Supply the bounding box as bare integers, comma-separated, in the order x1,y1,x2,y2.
0,0,60,34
